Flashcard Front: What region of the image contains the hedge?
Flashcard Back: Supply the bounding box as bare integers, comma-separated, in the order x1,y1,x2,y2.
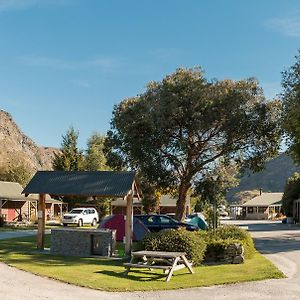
198,225,256,259
141,228,206,265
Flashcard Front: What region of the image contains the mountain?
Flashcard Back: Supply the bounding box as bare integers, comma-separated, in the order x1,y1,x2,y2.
227,152,300,203
0,110,58,171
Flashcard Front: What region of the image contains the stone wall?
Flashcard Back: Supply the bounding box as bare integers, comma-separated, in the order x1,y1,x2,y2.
51,228,116,257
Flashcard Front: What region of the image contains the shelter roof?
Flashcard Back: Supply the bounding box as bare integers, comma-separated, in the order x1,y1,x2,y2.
22,171,139,198
242,193,283,207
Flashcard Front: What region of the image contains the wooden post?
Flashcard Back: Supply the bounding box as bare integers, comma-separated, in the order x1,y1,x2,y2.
125,193,133,256
37,194,46,250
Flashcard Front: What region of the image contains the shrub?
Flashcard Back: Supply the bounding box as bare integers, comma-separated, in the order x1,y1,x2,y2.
200,225,256,259
141,228,206,265
0,216,5,227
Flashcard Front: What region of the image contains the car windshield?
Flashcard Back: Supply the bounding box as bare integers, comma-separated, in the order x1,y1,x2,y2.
69,209,83,214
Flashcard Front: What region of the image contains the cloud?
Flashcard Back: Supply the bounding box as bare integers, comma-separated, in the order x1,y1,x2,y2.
19,55,119,71
266,12,300,37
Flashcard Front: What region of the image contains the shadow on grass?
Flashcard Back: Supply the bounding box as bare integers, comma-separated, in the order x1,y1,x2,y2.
95,269,167,281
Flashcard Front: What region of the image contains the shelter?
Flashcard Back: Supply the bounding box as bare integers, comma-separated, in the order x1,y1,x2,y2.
0,181,66,222
22,171,141,254
242,192,283,220
99,214,150,241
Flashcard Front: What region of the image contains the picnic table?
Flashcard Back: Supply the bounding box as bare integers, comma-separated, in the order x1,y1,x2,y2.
123,250,194,282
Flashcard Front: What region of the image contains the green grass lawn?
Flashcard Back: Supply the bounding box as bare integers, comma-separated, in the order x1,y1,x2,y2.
0,235,284,291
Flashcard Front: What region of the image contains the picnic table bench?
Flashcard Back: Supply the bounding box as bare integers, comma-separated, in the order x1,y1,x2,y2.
123,250,194,282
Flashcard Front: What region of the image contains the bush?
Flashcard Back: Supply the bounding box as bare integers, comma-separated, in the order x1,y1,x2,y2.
199,225,256,259
141,228,207,265
0,216,5,227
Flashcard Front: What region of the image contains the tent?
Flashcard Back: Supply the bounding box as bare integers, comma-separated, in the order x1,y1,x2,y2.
99,214,150,241
185,213,208,230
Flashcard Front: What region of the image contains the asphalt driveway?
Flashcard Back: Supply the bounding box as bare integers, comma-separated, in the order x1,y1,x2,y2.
1,221,300,300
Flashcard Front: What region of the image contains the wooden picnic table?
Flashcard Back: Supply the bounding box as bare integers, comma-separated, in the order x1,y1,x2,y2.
123,250,194,282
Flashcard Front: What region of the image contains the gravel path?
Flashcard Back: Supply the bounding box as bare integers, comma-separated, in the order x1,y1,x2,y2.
1,221,300,300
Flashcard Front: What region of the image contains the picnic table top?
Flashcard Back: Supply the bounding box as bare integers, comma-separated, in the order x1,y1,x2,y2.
131,250,186,258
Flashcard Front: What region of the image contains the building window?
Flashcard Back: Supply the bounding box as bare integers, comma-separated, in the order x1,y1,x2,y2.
247,207,254,214
258,207,267,213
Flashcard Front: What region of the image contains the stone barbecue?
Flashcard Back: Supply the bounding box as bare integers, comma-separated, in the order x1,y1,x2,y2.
51,228,116,257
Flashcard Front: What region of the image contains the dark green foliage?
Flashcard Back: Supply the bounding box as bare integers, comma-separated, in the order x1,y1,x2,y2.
0,216,5,227
107,68,282,221
282,51,300,163
52,127,84,171
198,225,256,259
204,238,241,260
85,133,110,171
282,172,300,217
142,228,207,265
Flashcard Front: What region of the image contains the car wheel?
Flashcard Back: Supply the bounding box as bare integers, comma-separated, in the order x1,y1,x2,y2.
91,218,97,226
78,219,83,227
63,223,67,227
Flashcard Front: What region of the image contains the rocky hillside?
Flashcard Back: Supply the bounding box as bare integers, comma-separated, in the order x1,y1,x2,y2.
0,110,58,171
227,152,300,202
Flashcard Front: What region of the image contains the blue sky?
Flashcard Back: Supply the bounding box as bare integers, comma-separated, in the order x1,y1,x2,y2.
1,0,300,149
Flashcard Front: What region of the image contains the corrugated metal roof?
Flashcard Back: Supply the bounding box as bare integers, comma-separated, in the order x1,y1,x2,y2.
242,193,283,207
22,171,138,198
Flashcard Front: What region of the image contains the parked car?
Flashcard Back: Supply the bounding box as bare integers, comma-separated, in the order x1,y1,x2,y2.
62,207,99,227
134,214,199,232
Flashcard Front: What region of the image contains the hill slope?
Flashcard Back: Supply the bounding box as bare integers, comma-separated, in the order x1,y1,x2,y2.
0,110,58,171
227,153,300,202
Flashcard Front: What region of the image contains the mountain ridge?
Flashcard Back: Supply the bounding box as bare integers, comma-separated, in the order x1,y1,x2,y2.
0,109,58,172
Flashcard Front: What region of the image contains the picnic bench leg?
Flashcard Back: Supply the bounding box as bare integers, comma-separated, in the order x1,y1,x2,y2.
124,255,135,275
166,257,180,282
181,255,194,274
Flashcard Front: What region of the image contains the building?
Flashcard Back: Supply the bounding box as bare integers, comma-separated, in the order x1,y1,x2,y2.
241,192,283,220
111,194,190,215
0,181,67,223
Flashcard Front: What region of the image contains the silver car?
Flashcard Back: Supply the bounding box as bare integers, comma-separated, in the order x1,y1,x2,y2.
62,207,99,227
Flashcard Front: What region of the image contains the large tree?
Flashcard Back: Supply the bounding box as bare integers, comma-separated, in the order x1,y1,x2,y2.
52,127,84,171
106,68,282,221
85,133,110,171
282,51,300,163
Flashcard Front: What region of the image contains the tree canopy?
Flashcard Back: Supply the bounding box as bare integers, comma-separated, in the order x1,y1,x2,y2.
282,51,300,163
85,133,110,171
52,127,84,171
282,172,300,217
106,68,282,221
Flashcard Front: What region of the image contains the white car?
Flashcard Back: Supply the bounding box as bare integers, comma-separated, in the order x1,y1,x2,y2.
62,207,99,227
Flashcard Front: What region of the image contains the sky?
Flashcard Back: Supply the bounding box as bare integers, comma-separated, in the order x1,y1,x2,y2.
1,0,300,149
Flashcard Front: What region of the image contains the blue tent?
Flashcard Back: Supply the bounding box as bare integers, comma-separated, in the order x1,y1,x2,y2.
185,213,208,230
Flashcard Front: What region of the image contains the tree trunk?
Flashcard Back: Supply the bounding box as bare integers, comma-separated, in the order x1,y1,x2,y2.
175,182,191,222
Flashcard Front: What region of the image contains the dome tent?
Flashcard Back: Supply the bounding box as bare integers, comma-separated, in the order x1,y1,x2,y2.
99,214,150,241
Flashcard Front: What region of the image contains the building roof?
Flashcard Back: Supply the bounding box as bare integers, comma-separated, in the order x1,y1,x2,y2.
160,194,190,207
111,194,190,207
0,181,62,203
111,197,142,207
242,193,283,207
22,171,139,198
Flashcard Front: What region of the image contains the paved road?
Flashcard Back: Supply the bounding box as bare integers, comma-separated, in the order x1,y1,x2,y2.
0,229,50,240
1,221,300,300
